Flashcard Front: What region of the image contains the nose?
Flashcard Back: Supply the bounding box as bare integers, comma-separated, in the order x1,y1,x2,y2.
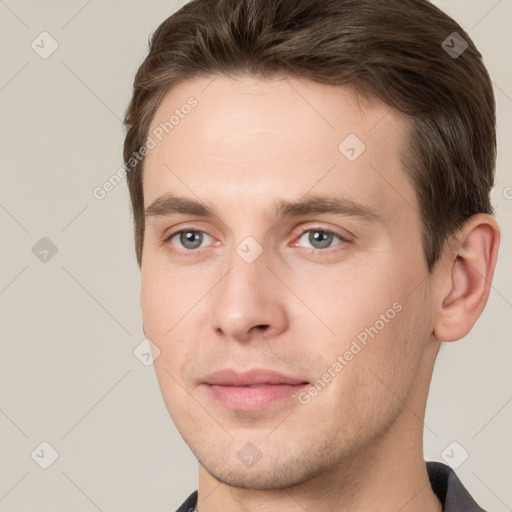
211,248,289,343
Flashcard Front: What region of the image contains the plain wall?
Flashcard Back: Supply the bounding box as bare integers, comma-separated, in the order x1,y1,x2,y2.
0,1,510,510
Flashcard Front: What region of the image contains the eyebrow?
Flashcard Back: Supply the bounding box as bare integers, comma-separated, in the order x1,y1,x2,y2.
144,193,381,223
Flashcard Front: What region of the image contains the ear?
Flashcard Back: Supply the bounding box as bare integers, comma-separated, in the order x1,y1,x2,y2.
433,214,500,342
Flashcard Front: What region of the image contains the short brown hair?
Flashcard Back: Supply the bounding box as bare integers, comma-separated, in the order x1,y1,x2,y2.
123,0,496,271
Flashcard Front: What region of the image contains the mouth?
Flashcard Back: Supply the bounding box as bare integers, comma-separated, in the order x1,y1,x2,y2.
201,368,310,411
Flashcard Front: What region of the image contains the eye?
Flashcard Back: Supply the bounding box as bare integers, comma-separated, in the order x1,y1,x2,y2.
168,229,214,251
164,226,349,256
295,228,348,250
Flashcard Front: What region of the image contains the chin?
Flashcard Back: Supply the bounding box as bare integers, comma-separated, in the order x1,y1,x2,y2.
196,445,333,491
203,463,305,490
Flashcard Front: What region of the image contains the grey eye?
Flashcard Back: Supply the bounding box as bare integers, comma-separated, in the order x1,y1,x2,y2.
297,229,343,250
171,230,211,250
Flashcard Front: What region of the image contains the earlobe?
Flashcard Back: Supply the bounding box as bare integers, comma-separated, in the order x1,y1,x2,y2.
433,214,500,342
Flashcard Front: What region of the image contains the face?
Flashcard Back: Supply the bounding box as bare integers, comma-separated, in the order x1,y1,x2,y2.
140,74,436,489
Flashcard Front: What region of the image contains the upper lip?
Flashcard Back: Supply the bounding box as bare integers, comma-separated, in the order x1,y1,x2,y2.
203,369,308,386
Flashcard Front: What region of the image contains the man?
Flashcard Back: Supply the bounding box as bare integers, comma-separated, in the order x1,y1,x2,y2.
122,0,500,510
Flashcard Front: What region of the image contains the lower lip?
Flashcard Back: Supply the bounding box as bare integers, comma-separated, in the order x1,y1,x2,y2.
204,383,309,411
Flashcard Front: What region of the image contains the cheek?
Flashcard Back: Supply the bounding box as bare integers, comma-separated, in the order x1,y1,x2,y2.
325,300,429,438
298,253,430,392
140,272,198,421
140,278,167,341
291,262,403,346
140,264,202,378
355,286,433,404
140,257,192,340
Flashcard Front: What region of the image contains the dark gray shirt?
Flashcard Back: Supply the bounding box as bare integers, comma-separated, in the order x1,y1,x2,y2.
175,461,487,511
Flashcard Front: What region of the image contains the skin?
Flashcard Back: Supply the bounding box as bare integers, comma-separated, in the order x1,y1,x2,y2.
139,74,500,511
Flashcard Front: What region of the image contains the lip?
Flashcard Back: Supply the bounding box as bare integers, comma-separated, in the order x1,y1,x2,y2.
202,369,309,411
203,368,307,386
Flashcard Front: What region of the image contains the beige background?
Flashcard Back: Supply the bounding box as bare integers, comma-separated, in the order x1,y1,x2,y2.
0,1,510,510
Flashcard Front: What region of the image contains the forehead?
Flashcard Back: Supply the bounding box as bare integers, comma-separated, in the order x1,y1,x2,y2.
143,74,417,222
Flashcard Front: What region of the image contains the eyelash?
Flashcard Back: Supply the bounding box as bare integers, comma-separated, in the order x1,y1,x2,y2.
163,226,350,257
